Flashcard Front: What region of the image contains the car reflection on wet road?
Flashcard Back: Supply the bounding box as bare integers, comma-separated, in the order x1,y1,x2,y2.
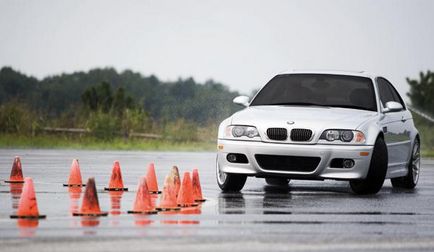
0,149,434,251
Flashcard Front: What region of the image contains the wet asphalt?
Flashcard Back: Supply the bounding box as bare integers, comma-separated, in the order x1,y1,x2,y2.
0,149,434,252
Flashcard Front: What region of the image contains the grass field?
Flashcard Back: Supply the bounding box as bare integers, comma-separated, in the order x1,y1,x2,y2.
0,134,216,151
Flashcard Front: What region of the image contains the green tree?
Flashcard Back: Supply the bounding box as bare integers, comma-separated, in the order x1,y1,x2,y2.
407,71,434,114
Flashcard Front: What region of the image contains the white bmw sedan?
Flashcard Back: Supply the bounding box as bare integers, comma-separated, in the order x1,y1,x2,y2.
216,71,420,194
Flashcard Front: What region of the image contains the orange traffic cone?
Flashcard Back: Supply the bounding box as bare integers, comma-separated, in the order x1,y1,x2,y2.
128,176,158,214
73,177,108,216
146,163,160,194
10,177,46,219
177,172,198,207
104,161,128,191
192,169,206,202
5,156,24,183
63,159,86,187
170,166,181,197
155,175,180,211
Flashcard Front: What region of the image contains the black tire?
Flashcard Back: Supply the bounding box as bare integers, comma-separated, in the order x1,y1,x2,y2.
216,160,247,192
391,138,420,189
350,137,388,195
265,178,290,186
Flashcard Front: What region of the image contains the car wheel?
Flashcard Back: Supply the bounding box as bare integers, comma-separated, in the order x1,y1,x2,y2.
391,138,420,189
216,158,247,192
350,137,388,195
265,178,290,186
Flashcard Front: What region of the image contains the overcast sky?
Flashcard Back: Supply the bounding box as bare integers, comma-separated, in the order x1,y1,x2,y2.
1,0,433,100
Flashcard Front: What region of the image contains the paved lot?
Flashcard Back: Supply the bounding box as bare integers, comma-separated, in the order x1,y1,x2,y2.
0,149,434,251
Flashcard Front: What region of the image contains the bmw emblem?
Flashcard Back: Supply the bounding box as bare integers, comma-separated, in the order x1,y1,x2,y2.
287,121,295,125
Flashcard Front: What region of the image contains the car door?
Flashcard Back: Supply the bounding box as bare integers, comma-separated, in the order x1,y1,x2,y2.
377,77,411,174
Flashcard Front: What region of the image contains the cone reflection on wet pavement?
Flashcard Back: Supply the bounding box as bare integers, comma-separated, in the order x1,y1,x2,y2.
63,159,86,187
192,168,206,202
10,177,46,219
80,216,100,227
9,183,24,210
68,186,82,215
109,191,124,215
128,176,157,214
156,175,180,211
5,156,24,183
134,215,153,226
146,163,160,194
159,210,179,225
73,177,108,216
177,171,198,207
17,219,39,238
179,205,201,225
104,160,128,191
170,166,181,197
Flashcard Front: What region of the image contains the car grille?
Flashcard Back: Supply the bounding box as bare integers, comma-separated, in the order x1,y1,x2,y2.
290,128,313,142
267,128,287,141
255,154,321,172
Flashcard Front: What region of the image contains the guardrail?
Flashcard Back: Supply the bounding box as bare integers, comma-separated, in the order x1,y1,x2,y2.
408,106,434,123
42,127,162,139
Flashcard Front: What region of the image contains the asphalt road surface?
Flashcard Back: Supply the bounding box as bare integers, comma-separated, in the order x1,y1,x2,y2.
1,149,434,252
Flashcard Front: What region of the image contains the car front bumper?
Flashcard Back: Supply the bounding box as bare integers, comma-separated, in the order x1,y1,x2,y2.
217,139,374,180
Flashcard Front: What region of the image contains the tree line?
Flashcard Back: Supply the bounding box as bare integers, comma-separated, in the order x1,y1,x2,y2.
0,66,241,140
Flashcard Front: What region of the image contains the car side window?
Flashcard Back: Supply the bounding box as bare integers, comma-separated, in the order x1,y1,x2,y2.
377,77,406,110
377,78,395,107
383,78,406,109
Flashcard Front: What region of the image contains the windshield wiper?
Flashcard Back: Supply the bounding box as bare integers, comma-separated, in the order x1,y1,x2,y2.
327,104,371,111
268,102,327,107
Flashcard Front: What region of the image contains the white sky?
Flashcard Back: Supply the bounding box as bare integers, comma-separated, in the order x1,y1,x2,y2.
1,0,433,100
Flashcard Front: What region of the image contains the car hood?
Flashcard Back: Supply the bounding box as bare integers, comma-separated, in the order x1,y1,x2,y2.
231,106,377,140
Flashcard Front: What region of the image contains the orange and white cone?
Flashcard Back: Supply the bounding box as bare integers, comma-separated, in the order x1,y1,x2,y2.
155,175,180,211
10,177,46,219
192,168,206,202
5,156,25,183
146,163,161,194
177,171,198,207
63,159,85,187
128,176,158,214
104,160,128,191
73,177,108,216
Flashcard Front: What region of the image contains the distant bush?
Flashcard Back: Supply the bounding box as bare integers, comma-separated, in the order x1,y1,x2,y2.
87,111,119,140
164,119,198,142
0,101,38,134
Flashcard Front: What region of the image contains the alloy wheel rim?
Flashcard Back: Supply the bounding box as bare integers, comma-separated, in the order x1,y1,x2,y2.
412,142,421,184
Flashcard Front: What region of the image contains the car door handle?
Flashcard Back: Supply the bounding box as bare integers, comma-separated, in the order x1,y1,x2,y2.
401,116,406,122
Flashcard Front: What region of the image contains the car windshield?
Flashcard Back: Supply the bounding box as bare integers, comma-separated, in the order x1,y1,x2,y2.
250,74,377,111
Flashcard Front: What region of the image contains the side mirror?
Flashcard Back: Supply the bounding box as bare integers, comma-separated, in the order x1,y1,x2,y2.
383,101,403,113
233,96,250,107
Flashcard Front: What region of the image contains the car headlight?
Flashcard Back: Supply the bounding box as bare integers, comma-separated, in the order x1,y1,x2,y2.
225,125,260,139
319,129,365,144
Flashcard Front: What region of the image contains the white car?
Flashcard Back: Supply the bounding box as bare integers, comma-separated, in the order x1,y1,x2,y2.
216,70,420,194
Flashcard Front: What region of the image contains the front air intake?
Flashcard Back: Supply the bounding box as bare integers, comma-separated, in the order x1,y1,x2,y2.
267,128,287,141
290,128,313,142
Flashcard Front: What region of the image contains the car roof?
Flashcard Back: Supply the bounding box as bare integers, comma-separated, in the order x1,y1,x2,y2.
278,69,377,79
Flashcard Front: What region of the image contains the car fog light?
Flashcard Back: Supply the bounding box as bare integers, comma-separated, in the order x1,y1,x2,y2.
343,159,355,168
226,153,249,163
227,154,237,162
